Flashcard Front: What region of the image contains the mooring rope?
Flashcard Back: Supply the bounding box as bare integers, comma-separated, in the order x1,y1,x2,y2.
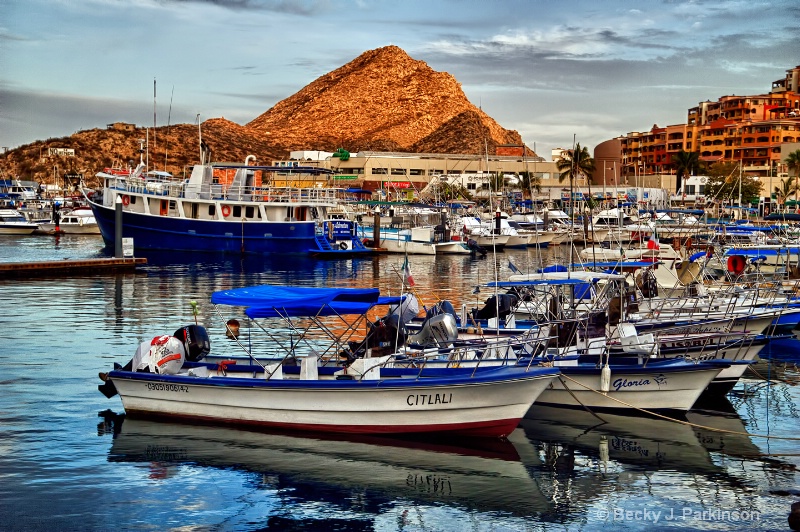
556,373,800,441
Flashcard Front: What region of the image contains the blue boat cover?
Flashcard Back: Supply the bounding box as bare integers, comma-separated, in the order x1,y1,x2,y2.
572,261,661,268
538,264,569,273
724,248,799,257
488,278,591,288
211,285,384,317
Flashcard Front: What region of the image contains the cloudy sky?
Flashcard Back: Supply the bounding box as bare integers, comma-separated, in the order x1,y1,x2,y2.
2,0,798,158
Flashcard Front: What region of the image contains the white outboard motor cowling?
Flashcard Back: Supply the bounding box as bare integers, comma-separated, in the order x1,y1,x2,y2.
145,335,187,374
407,314,458,347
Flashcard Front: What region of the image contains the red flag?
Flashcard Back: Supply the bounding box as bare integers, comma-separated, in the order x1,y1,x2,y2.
402,257,415,287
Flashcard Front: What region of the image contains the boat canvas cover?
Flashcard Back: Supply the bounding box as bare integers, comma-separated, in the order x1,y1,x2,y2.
724,248,799,257
211,285,400,317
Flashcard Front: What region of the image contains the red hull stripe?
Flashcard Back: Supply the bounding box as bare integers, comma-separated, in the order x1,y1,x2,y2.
126,410,522,439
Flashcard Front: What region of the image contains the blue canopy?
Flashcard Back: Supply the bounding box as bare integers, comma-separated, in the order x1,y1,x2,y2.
573,261,661,269
538,264,569,273
660,209,704,215
211,285,386,317
724,248,799,257
488,279,591,288
688,251,707,262
765,213,800,221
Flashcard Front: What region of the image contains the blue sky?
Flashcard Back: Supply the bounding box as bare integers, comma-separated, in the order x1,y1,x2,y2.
2,0,798,158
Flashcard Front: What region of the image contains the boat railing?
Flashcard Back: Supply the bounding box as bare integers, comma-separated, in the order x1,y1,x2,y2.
106,175,347,204
381,332,558,378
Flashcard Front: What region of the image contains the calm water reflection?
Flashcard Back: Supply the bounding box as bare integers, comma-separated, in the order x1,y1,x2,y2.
0,234,798,530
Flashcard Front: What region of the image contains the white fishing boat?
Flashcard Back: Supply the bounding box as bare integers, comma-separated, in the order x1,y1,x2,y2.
531,356,728,412
458,216,510,249
0,209,39,235
357,225,470,255
37,206,100,235
98,285,560,438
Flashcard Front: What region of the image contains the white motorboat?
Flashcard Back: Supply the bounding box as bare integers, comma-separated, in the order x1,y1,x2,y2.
0,209,39,235
37,206,101,235
531,356,727,412
458,216,510,249
98,285,560,438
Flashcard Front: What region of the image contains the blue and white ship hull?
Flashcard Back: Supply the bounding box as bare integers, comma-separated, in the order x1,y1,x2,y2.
84,158,351,255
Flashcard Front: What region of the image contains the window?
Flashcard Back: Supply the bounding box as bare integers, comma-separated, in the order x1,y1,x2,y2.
390,168,407,176
371,168,388,175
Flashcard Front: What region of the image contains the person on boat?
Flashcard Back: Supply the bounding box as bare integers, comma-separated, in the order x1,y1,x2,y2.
225,319,240,340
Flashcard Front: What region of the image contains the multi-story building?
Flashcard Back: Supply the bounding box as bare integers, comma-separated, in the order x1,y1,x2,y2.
271,147,562,202
600,65,800,193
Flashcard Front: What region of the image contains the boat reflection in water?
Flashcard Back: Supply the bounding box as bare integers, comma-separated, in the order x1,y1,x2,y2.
100,395,795,529
517,402,783,494
103,413,554,520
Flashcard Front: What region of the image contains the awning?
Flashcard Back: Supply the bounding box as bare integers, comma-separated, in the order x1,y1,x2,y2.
211,285,383,317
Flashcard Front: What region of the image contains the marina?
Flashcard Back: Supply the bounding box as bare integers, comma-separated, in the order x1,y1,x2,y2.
1,234,799,530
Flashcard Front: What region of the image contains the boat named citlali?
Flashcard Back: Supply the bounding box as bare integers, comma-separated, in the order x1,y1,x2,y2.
98,285,560,438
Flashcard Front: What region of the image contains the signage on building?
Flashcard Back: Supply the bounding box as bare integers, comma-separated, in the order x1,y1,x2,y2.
49,148,75,156
383,181,411,188
333,175,358,180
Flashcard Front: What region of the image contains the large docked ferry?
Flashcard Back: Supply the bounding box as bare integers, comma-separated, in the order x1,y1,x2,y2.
83,156,371,255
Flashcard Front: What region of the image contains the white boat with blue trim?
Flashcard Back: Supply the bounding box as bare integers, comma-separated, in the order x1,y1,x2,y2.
98,285,560,438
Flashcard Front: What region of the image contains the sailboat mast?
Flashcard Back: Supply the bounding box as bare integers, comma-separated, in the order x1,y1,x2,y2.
153,78,157,171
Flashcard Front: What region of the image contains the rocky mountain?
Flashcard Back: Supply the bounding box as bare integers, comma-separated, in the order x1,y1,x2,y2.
248,45,524,154
1,45,526,187
0,119,283,189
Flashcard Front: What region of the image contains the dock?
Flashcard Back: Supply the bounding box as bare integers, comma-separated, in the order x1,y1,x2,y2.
0,257,147,278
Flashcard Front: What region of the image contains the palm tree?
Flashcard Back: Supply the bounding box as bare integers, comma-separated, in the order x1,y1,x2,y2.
671,150,701,195
556,144,595,184
786,149,800,206
773,176,797,212
513,171,542,203
786,149,800,178
556,143,595,217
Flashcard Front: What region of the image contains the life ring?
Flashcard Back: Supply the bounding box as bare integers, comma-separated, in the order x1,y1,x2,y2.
121,195,130,206
339,242,348,250
727,255,746,276
221,205,231,218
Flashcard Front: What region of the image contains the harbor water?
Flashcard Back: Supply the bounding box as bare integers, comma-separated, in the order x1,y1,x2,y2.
1,234,799,531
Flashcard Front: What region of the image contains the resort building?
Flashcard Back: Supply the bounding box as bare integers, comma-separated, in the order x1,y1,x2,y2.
598,64,800,205
273,148,563,202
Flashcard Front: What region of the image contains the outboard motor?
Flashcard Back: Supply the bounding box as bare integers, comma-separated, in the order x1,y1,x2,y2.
636,269,659,299
466,238,487,257
407,313,458,347
173,325,211,362
340,314,406,364
472,293,519,321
